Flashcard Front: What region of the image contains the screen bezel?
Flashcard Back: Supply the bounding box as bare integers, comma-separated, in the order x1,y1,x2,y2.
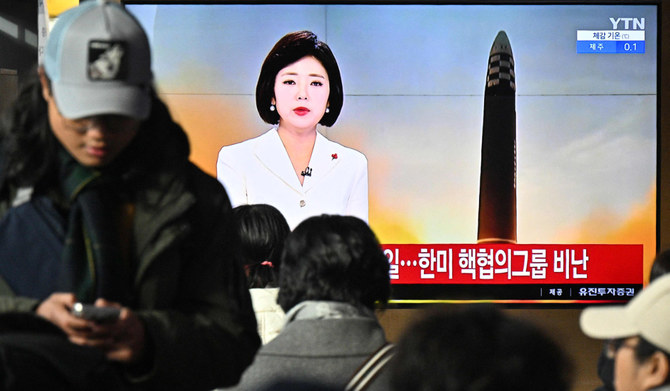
121,0,664,307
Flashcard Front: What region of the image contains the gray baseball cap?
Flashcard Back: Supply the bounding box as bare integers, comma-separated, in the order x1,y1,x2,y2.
44,0,152,120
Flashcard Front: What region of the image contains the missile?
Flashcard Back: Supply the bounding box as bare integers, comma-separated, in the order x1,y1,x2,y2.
477,30,517,244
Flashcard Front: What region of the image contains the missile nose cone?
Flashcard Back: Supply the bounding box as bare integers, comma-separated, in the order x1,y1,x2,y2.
486,30,515,93
490,30,513,56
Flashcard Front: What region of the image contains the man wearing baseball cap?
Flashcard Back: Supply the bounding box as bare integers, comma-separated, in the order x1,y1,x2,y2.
580,273,670,391
0,0,259,389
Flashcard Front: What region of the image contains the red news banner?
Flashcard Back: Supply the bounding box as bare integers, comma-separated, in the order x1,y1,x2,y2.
381,244,643,285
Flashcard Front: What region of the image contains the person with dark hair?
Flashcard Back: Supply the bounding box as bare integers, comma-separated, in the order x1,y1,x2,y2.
232,204,290,344
216,30,368,230
233,204,290,289
581,273,670,391
223,214,392,391
0,1,259,390
389,305,572,391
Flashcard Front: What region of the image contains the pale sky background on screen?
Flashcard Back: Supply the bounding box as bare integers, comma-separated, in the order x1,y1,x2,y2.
128,4,656,268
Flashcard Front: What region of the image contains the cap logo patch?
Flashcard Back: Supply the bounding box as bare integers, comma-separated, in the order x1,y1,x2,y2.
88,40,127,81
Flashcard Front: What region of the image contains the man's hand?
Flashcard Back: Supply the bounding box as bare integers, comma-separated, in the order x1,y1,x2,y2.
36,292,91,336
36,294,147,363
92,298,147,363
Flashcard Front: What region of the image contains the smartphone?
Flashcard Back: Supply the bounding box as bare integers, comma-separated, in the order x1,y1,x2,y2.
71,303,120,324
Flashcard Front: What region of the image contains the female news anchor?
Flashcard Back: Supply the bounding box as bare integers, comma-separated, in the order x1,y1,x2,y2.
216,31,368,229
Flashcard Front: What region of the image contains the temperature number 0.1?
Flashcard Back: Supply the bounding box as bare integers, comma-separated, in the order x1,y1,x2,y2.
624,42,636,51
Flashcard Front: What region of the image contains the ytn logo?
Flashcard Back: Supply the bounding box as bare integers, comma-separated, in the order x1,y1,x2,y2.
609,18,645,30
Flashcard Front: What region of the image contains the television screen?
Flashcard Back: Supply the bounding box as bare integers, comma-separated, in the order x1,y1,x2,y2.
124,1,658,306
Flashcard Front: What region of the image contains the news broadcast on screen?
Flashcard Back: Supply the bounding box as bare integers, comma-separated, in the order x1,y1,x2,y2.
125,2,657,306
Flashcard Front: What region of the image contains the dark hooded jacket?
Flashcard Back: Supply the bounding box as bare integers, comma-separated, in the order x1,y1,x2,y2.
0,77,260,390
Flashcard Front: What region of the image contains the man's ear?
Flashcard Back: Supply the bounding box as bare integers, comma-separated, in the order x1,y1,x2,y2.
640,351,670,390
37,67,52,101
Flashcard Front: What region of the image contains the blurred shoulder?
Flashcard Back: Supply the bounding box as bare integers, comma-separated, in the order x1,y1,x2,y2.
184,162,232,212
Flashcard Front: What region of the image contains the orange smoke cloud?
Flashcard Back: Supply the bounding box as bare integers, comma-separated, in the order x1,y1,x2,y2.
161,94,262,178
558,184,656,283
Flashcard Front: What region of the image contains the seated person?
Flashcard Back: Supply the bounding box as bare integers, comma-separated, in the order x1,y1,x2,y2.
389,305,573,391
224,214,391,390
232,204,290,344
581,273,670,391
